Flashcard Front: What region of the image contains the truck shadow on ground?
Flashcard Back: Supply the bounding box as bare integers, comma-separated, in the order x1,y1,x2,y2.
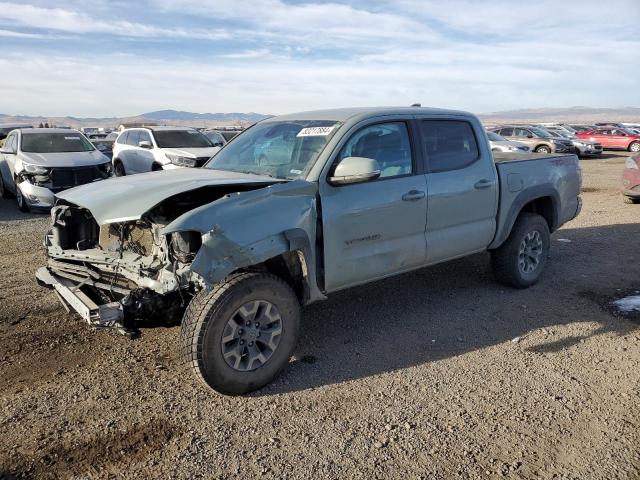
259,222,640,395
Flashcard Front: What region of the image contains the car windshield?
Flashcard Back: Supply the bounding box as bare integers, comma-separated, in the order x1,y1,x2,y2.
205,120,341,180
549,129,571,138
486,131,504,141
529,127,552,138
21,133,95,153
153,130,214,148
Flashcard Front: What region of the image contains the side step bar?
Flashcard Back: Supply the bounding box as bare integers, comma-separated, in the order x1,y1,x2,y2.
36,267,135,337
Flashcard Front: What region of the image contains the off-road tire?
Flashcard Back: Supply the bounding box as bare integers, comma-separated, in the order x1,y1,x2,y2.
623,195,639,204
15,183,30,212
535,145,551,154
180,271,300,395
113,160,126,177
491,212,550,289
628,142,640,153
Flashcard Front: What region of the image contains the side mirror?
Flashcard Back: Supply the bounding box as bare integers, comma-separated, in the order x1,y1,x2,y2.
138,140,152,149
527,134,534,138
212,142,224,147
328,156,381,186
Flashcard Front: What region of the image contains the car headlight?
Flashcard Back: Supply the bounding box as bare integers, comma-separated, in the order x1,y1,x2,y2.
22,162,49,175
166,154,197,167
625,157,639,169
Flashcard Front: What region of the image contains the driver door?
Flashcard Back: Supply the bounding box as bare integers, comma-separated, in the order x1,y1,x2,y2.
320,121,428,292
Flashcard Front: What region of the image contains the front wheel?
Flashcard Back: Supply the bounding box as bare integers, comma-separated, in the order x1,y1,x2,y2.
181,272,300,395
15,184,30,212
628,142,640,153
491,212,550,288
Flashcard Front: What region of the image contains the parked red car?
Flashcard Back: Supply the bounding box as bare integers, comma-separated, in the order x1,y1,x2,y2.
576,127,640,152
622,154,640,204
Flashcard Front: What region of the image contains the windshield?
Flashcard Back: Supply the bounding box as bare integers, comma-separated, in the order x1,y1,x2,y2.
529,127,552,138
21,133,95,153
486,131,504,141
153,130,213,148
549,129,571,138
205,120,341,180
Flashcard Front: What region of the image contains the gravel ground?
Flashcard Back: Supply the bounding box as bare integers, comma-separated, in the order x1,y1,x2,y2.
1,153,639,480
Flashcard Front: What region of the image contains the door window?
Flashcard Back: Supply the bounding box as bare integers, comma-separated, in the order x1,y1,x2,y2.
127,130,141,146
5,133,17,152
138,130,152,145
514,128,531,137
498,127,514,136
336,122,412,178
421,120,479,173
117,131,129,144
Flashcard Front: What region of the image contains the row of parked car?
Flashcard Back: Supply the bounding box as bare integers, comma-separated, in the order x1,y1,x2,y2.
0,118,639,212
0,124,242,211
486,123,640,157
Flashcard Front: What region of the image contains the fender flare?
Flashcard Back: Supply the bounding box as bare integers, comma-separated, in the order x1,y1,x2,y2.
489,185,560,249
190,227,325,303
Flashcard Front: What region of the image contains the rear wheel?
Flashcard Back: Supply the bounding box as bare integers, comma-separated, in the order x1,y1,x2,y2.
15,183,30,212
535,145,551,154
181,272,300,395
491,212,550,288
628,142,640,153
113,160,125,177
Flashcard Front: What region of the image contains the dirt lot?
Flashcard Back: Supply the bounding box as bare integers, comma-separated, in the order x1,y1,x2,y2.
1,153,639,480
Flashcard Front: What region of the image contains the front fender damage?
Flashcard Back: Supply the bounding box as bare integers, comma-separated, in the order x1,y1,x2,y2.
164,180,325,303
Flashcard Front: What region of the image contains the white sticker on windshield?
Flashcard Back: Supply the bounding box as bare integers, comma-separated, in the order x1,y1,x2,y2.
65,136,81,140
290,169,302,175
297,126,336,137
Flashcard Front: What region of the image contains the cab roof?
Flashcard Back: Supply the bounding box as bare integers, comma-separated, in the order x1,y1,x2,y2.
265,106,471,123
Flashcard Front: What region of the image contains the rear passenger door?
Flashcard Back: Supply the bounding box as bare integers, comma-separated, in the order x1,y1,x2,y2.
124,130,140,173
134,130,155,172
420,119,499,263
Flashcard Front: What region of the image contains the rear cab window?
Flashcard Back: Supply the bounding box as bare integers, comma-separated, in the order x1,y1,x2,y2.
420,120,479,173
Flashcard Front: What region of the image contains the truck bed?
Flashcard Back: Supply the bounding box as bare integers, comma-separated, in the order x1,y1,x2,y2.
489,152,581,249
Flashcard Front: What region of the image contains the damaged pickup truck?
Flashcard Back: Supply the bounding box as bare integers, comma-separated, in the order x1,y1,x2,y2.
36,107,582,394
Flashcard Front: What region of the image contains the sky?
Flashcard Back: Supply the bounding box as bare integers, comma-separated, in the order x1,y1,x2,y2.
0,0,639,117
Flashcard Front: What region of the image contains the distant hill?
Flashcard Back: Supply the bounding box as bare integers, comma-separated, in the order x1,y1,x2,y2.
141,110,269,123
1,107,638,129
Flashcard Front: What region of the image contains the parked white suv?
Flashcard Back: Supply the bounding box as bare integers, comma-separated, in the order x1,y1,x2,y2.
112,127,221,176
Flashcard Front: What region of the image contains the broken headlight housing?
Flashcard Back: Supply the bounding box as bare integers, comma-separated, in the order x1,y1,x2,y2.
169,231,202,263
22,162,50,175
166,154,197,168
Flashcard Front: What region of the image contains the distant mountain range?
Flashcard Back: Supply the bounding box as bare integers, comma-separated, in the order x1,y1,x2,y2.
0,107,638,128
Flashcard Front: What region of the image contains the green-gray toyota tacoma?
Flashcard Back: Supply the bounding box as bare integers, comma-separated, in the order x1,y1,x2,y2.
36,107,582,394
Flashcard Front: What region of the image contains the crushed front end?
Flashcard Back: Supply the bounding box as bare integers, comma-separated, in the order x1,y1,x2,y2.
37,203,203,335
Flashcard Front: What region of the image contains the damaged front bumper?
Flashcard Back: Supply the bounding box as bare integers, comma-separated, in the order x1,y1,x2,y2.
35,266,133,336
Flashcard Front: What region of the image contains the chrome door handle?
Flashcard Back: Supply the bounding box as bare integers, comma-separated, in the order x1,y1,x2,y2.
402,190,426,201
474,179,493,189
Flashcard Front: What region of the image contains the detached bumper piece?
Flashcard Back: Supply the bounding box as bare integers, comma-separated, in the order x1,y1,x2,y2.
36,267,137,337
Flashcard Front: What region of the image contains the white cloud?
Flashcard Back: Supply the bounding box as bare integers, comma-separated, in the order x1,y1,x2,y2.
0,1,638,115
0,2,230,40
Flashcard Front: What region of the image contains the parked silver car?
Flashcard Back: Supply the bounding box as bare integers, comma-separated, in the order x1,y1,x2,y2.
0,128,112,211
544,126,602,158
486,131,529,153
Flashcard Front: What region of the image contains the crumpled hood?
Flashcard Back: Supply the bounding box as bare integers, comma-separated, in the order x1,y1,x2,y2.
20,150,109,167
56,167,279,225
161,146,221,159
